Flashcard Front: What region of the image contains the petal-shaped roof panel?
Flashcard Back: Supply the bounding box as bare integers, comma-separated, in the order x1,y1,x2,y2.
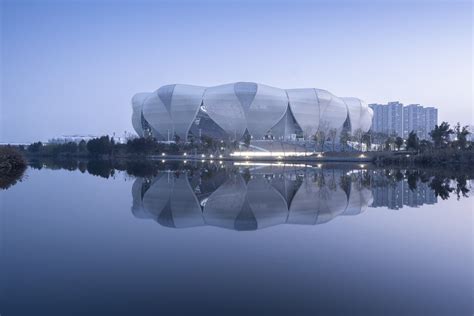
246,84,288,139
316,89,347,131
287,88,320,139
131,92,151,137
203,84,247,140
342,97,363,133
157,84,176,113
170,84,205,140
142,91,174,140
360,103,373,133
234,82,257,111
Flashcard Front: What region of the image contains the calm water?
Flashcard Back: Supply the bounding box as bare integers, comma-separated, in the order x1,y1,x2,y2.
0,162,473,315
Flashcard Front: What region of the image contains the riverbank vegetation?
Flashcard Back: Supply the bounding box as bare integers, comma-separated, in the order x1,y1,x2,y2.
0,146,27,189
10,121,474,167
373,122,473,166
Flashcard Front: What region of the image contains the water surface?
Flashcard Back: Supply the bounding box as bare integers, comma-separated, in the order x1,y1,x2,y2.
1,162,472,315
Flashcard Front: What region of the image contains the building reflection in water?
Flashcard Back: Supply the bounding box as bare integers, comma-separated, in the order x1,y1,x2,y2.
132,166,374,231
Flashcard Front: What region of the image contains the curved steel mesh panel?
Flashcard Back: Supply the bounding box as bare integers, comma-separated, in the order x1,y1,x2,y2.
131,92,151,137
246,83,288,139
133,82,373,142
203,84,247,140
287,88,320,139
170,84,205,141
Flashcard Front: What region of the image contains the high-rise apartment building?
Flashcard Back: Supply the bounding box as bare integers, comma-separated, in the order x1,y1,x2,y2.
369,102,403,137
370,102,438,140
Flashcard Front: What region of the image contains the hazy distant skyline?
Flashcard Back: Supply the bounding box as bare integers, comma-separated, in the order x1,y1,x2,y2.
1,0,472,142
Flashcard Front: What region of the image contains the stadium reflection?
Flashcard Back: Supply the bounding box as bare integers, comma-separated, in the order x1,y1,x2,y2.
132,166,374,230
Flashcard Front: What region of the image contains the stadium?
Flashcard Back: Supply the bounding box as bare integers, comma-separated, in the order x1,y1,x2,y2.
131,82,373,153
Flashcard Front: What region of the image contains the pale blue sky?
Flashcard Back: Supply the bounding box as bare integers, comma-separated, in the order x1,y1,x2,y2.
1,0,472,142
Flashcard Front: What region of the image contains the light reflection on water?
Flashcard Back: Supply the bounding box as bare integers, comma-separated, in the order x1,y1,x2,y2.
0,162,472,315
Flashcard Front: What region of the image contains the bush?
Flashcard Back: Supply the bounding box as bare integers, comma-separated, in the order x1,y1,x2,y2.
126,137,156,154
0,146,27,189
87,136,114,156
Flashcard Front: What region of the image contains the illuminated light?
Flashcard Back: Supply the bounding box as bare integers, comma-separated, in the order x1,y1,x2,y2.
210,154,214,158
406,154,410,157
234,162,308,167
219,161,223,164
210,160,214,163
161,153,166,156
277,156,282,159
183,152,187,156
220,147,225,150
161,160,166,163
359,164,366,168
183,160,187,164
359,154,366,158
230,151,314,158
317,164,322,168
219,154,223,158
201,160,205,163
201,154,206,158
317,153,323,158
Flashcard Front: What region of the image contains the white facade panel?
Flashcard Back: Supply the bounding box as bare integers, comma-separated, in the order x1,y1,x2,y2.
286,88,320,139
203,84,247,140
316,89,347,133
246,84,288,139
360,104,373,133
170,84,205,141
342,97,363,133
131,92,151,137
142,91,174,140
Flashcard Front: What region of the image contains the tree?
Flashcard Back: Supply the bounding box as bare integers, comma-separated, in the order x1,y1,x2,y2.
242,131,251,148
328,128,338,151
454,123,470,150
384,136,393,151
28,142,43,153
314,121,330,151
86,136,114,156
395,137,404,150
60,142,78,154
313,129,326,151
419,139,433,152
339,130,351,151
353,128,364,151
429,122,453,148
362,132,372,151
126,137,156,154
78,140,87,152
406,131,419,151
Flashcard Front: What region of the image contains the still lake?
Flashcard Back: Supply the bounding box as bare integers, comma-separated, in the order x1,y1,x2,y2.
1,162,473,315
